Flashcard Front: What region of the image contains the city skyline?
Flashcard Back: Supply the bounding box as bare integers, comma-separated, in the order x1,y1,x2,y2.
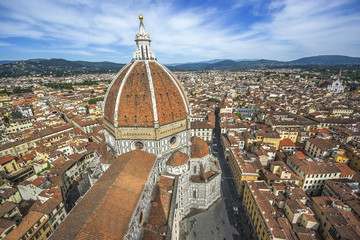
1,0,360,63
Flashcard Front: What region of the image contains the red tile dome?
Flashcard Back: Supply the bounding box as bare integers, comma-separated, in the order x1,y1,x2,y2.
103,60,188,128
166,151,189,166
191,136,209,159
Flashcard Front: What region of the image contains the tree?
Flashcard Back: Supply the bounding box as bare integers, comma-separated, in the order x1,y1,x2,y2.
234,113,242,119
12,87,32,94
2,116,9,124
88,97,104,105
11,110,23,119
207,98,220,103
85,105,89,113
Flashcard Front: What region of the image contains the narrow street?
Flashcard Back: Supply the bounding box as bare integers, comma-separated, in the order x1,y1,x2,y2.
213,108,252,240
182,109,252,240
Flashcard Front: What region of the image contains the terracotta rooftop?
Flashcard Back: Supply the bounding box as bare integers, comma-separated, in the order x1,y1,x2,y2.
287,155,341,175
0,155,14,165
166,151,189,166
246,181,287,239
333,162,355,177
0,218,15,233
143,176,174,239
30,177,48,187
312,196,360,239
3,211,45,240
49,150,156,240
324,179,359,202
0,188,18,201
190,136,209,159
104,61,188,128
0,202,17,218
280,138,295,147
306,138,338,151
190,121,214,129
30,197,62,215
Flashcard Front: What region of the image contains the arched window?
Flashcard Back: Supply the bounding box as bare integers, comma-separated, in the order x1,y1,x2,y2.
141,46,144,60
193,190,197,199
138,209,144,226
193,166,197,174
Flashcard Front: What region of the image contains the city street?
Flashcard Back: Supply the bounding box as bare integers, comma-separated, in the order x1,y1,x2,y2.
182,109,252,240
214,108,252,240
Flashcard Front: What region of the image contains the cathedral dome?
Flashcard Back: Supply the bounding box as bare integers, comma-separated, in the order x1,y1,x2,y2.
104,61,188,127
166,151,189,166
103,16,189,140
191,136,209,159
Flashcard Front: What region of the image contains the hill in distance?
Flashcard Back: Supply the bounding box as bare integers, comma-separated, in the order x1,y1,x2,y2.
0,58,125,78
170,55,360,71
1,55,360,77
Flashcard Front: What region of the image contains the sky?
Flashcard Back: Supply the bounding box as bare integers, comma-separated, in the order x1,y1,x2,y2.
0,0,360,64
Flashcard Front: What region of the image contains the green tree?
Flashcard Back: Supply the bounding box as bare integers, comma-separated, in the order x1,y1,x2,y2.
12,87,32,94
11,110,23,119
2,116,9,124
207,98,220,103
234,113,242,119
88,97,104,105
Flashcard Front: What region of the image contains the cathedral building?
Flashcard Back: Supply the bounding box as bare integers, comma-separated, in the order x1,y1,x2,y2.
327,70,345,94
50,15,221,240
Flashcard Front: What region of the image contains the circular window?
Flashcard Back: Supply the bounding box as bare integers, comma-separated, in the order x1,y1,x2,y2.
134,141,144,150
170,136,177,145
169,136,179,148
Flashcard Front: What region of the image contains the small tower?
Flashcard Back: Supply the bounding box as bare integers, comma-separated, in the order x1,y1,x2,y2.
133,13,156,60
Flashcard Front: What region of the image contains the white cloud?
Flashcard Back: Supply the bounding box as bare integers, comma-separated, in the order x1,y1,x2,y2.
0,42,12,47
92,47,116,53
35,49,94,56
0,0,359,62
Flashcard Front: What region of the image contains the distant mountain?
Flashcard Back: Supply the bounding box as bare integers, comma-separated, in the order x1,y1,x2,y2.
169,55,360,71
171,59,281,71
235,58,260,62
0,60,20,65
166,59,227,66
0,58,125,77
287,55,360,65
1,55,360,77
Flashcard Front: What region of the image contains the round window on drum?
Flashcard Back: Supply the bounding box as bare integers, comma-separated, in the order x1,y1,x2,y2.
135,141,144,150
169,135,179,148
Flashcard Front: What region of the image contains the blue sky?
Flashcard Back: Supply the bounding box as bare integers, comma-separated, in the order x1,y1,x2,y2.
0,0,360,63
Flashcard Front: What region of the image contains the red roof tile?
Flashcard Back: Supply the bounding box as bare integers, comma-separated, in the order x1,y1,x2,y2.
0,155,14,165
191,136,209,159
166,151,189,166
50,150,156,240
104,61,188,128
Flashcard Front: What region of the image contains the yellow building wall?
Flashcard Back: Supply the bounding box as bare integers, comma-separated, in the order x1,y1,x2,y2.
34,221,53,240
334,151,349,163
0,159,19,174
262,137,280,150
9,191,22,204
243,184,270,240
347,149,360,171
228,152,258,195
312,202,332,240
279,130,298,143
